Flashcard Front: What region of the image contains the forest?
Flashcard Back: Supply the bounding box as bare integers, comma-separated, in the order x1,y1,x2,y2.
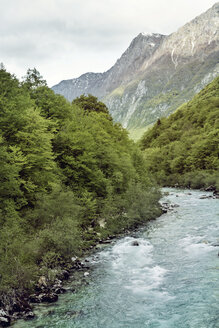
0,67,161,307
140,76,219,189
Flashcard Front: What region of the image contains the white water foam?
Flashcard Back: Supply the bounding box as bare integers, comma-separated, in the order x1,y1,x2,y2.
109,237,168,297
179,234,214,257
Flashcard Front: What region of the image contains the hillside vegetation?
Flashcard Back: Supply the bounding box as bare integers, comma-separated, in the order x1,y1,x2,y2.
0,67,161,306
140,76,219,189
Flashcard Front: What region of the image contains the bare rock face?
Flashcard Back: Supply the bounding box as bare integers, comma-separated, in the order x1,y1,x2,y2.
52,33,165,101
144,3,219,66
102,33,166,95
52,72,104,102
52,3,219,134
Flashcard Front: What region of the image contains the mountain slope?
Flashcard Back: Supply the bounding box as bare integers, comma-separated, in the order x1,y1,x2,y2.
52,3,219,135
106,2,219,129
140,76,219,188
52,33,165,100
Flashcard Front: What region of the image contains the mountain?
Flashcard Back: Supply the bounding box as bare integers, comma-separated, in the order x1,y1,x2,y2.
52,3,219,137
52,33,165,100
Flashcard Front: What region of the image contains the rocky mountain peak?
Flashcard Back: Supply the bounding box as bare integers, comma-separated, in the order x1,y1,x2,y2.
52,3,219,138
143,2,219,70
101,32,165,93
211,2,219,13
52,31,165,100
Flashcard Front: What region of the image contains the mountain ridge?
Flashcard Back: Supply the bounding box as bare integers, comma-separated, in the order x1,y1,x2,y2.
52,32,166,100
52,3,219,137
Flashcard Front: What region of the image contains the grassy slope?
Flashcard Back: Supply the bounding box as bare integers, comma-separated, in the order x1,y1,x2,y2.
140,76,219,188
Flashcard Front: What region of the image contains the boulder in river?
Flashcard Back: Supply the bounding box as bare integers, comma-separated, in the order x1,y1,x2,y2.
211,242,219,247
131,241,139,246
199,195,213,199
161,202,179,213
213,190,219,199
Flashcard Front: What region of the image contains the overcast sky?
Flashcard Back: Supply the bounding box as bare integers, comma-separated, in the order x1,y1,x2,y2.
0,0,217,86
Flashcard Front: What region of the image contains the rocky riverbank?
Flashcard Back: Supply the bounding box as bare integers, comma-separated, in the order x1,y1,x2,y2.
11,188,219,328
0,233,136,327
0,258,88,327
2,188,217,327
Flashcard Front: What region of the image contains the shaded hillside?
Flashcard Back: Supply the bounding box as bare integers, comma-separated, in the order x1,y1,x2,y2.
140,76,219,188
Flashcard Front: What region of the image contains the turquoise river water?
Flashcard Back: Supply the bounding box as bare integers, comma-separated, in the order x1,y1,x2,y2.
13,189,219,328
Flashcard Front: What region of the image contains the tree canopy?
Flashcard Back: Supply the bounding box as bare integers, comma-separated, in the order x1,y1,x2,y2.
140,76,219,189
0,67,161,305
72,94,111,118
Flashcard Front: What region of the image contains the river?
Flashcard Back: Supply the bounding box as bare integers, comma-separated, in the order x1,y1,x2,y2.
13,188,219,328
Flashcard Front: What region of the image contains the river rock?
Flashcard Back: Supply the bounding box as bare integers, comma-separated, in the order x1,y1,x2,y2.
38,276,47,287
57,269,70,281
99,239,112,244
161,202,179,212
172,203,180,208
199,195,213,199
211,242,219,247
161,202,169,212
71,259,83,270
42,293,58,303
23,311,35,320
35,276,48,293
11,297,32,314
205,185,216,192
131,241,139,246
0,309,10,327
71,256,78,262
52,280,66,294
213,190,219,199
30,292,58,303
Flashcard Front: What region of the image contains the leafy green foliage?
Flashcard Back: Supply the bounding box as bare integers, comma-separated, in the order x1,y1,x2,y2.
140,77,219,188
72,94,111,118
22,68,47,90
0,67,161,302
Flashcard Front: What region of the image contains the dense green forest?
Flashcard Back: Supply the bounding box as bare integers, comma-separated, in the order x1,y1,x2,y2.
0,67,161,307
140,76,219,189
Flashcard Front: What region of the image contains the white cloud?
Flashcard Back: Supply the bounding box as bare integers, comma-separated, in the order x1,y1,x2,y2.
0,0,217,86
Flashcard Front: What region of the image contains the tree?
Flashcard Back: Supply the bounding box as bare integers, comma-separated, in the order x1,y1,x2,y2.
22,68,47,90
72,94,111,119
0,135,24,224
16,107,58,206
